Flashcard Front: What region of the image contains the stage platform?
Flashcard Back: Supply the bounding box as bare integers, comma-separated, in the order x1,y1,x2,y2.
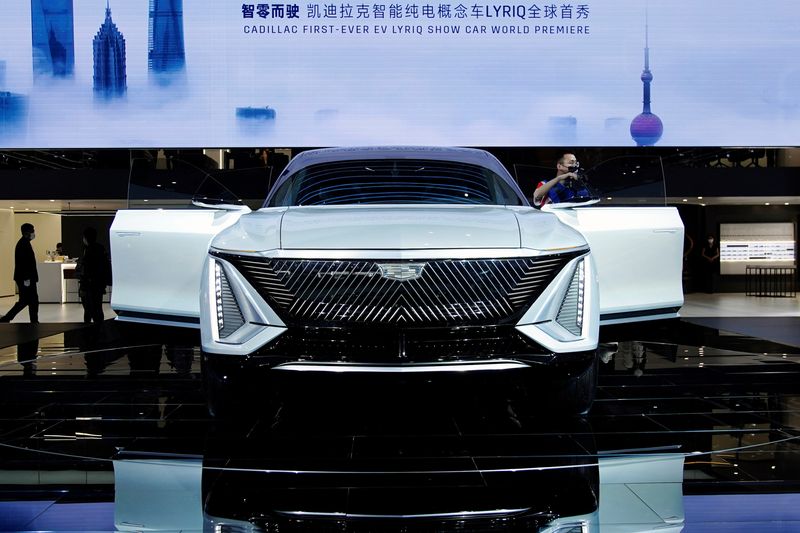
0,304,799,531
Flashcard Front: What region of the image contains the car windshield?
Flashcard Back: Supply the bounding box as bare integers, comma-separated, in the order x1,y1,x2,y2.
265,159,524,207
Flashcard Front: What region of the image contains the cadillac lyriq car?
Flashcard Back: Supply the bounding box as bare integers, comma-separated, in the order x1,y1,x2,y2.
110,147,684,416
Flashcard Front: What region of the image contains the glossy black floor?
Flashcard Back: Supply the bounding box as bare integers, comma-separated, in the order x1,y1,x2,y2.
1,318,800,531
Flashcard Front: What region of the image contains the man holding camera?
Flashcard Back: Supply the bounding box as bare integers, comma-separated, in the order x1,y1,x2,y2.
533,152,587,207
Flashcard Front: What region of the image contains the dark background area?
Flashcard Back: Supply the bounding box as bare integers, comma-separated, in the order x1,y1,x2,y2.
2,147,799,293
60,215,115,260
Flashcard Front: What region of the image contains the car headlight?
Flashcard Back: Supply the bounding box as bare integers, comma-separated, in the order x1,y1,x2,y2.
214,260,245,338
556,258,585,336
203,256,287,355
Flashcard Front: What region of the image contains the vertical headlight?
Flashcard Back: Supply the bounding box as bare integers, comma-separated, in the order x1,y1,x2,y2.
214,260,245,338
556,258,585,336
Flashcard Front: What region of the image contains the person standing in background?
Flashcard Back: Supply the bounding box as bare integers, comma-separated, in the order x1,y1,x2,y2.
0,223,39,324
700,234,720,294
76,227,110,324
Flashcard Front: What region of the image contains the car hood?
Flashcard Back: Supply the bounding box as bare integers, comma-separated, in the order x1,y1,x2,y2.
210,205,587,253
280,205,521,250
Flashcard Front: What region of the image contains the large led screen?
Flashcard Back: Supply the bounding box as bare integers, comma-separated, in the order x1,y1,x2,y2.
1,0,798,148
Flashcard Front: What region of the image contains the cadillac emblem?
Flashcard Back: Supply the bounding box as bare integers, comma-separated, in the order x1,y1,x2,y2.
377,263,427,282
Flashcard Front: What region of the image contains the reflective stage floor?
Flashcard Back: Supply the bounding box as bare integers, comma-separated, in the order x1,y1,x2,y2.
1,318,800,531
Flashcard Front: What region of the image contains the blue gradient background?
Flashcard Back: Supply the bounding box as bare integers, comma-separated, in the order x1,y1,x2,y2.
0,0,798,147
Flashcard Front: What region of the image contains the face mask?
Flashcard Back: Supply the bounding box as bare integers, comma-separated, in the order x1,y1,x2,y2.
707,239,714,245
83,237,88,246
29,232,36,241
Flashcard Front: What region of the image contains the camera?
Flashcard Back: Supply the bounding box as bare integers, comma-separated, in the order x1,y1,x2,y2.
563,163,591,196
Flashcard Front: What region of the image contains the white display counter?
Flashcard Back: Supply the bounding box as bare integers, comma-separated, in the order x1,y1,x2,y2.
39,261,76,303
38,261,111,304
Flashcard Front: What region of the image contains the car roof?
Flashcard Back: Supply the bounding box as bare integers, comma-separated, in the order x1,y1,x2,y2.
268,146,528,205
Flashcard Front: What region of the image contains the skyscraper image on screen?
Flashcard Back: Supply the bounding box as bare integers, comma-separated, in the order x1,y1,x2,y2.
630,21,663,146
148,0,186,85
93,2,126,100
30,0,75,79
0,91,28,140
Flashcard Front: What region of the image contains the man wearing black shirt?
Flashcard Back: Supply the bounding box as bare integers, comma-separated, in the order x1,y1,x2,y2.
77,227,109,324
0,223,39,324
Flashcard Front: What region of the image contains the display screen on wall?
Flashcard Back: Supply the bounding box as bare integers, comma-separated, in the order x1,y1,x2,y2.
1,0,799,148
720,222,796,275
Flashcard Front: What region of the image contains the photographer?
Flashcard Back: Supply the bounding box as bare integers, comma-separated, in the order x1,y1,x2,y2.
533,152,591,207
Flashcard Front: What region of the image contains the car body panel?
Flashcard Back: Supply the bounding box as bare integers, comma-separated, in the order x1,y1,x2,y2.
209,207,286,252
110,208,245,326
280,205,522,250
544,205,684,322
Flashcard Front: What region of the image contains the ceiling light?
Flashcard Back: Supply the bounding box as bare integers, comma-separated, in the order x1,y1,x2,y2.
765,202,770,206
785,202,790,206
697,196,703,200
50,199,55,202
682,199,688,202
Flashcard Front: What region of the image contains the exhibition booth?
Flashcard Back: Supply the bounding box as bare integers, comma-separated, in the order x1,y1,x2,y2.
1,0,800,531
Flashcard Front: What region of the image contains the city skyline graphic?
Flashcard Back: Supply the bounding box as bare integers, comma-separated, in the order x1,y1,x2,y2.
30,0,75,79
93,1,127,99
148,0,186,85
0,1,798,147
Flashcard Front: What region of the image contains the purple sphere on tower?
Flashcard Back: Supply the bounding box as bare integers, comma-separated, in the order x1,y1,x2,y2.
630,22,662,146
630,112,663,146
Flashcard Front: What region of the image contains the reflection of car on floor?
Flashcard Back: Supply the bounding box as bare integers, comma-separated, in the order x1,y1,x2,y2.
113,437,686,532
110,147,684,416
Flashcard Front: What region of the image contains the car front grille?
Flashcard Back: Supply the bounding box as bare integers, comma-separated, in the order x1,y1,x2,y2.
214,251,582,327
253,326,549,363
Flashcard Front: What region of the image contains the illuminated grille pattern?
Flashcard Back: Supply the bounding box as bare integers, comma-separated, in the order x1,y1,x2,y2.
217,252,581,327
215,262,245,338
555,259,585,336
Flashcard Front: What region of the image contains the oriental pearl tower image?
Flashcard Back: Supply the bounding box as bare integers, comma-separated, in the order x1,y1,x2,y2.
630,20,663,146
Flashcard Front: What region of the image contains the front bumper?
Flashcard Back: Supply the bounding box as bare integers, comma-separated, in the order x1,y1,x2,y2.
200,251,599,360
203,327,597,384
